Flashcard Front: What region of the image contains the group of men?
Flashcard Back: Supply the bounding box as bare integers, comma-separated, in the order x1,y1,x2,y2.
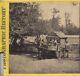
35,35,70,59
10,33,70,58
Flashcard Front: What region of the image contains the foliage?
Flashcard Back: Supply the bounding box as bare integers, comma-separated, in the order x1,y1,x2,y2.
51,8,60,31
10,2,41,36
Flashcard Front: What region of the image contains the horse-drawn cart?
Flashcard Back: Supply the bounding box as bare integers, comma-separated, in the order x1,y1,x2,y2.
37,35,70,59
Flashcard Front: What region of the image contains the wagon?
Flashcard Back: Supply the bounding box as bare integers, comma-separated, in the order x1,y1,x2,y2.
37,35,69,59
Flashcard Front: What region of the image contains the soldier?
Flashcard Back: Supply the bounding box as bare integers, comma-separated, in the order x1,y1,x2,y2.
35,35,41,48
35,35,41,59
61,41,69,58
65,41,70,58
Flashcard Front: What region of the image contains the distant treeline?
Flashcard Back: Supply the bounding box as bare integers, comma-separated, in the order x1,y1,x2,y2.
9,2,80,37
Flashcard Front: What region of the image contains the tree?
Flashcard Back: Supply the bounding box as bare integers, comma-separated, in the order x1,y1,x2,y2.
65,23,80,35
9,2,42,50
10,2,41,37
64,12,80,35
51,8,60,31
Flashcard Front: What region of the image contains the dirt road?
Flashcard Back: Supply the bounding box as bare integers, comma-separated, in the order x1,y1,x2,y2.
9,53,80,73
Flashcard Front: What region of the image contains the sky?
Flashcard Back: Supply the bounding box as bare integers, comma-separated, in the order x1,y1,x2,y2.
39,2,79,28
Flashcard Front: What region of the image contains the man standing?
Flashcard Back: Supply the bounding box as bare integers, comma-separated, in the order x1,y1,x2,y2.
65,41,70,58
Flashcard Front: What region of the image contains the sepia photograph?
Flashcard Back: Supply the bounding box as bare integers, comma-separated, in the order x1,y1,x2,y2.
9,2,80,73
